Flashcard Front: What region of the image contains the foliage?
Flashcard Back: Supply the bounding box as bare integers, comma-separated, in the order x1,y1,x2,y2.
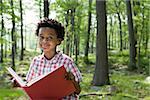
79,55,150,100
0,50,150,99
0,0,150,99
0,88,24,100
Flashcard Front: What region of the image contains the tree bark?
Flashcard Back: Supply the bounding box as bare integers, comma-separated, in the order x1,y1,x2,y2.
144,9,149,55
44,0,49,18
126,0,137,70
114,1,123,51
39,0,42,19
10,0,15,70
20,0,24,60
65,10,70,56
93,0,109,86
117,12,123,51
133,1,140,69
0,0,4,63
70,8,78,63
84,0,92,63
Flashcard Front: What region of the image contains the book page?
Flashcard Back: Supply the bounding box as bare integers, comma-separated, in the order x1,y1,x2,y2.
23,66,75,99
26,66,62,86
7,67,26,87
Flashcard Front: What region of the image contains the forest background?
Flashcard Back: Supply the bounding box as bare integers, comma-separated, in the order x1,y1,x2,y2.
0,0,150,100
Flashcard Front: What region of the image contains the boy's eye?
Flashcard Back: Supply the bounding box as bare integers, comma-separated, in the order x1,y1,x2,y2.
39,36,54,41
40,36,44,40
47,36,53,40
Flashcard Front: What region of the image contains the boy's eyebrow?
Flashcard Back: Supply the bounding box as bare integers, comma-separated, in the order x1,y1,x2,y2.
39,34,43,37
39,34,56,37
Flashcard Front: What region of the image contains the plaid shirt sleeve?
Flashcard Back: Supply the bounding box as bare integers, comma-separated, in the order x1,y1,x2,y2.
63,60,82,100
26,57,36,82
68,61,82,82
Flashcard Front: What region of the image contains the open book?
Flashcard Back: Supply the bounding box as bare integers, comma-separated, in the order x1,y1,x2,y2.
7,66,76,99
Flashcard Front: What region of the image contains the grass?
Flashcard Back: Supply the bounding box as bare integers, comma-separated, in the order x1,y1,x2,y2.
0,49,150,99
79,66,150,100
0,88,24,100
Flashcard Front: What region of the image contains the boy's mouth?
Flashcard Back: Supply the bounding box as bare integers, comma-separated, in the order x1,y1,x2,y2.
42,44,50,50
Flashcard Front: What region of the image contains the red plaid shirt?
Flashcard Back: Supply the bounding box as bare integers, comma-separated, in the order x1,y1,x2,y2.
26,51,82,100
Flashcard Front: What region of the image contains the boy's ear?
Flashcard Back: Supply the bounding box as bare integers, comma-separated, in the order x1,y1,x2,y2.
57,38,62,45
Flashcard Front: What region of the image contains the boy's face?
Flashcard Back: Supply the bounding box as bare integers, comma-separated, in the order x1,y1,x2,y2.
38,27,61,53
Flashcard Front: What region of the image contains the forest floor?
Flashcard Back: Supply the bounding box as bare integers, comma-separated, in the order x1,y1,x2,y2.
0,50,150,100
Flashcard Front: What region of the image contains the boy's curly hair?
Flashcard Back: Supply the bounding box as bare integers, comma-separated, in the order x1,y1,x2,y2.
35,18,65,40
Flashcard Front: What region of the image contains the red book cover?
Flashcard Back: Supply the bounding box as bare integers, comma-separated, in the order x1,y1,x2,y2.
7,66,76,100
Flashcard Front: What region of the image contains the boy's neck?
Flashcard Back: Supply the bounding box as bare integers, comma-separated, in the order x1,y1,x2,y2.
44,51,57,60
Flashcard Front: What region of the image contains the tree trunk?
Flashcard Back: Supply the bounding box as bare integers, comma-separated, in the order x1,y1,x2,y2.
0,0,4,63
114,1,123,51
108,32,111,50
117,12,123,51
24,26,27,49
91,31,94,53
84,0,92,63
4,36,7,58
71,8,78,63
133,1,141,69
39,0,42,19
114,20,117,48
10,0,15,70
110,16,113,49
44,0,49,18
93,0,109,86
126,0,137,70
76,16,81,55
144,9,149,55
20,0,24,60
65,10,70,56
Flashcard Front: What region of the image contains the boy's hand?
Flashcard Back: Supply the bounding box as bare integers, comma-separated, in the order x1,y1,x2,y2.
11,78,20,87
65,72,81,94
65,72,75,80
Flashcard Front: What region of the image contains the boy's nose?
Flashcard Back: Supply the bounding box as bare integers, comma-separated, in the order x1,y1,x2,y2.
41,38,49,43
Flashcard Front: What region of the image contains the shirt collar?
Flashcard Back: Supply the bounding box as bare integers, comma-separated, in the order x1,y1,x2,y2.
41,51,62,64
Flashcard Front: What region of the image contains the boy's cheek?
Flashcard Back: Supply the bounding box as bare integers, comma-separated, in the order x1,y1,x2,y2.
39,43,42,48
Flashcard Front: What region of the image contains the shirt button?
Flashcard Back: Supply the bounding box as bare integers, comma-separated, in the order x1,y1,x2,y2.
54,66,56,69
53,59,56,63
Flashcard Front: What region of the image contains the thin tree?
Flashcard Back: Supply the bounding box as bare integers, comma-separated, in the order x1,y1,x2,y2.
144,8,149,55
65,10,70,56
84,0,92,63
114,1,123,51
10,0,15,69
44,0,49,18
70,9,75,56
39,0,42,19
92,0,109,86
0,0,4,63
109,16,113,49
20,0,24,60
126,0,136,70
70,8,78,63
133,1,140,69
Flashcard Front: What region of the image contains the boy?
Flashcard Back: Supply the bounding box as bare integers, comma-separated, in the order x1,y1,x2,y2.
26,18,82,100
